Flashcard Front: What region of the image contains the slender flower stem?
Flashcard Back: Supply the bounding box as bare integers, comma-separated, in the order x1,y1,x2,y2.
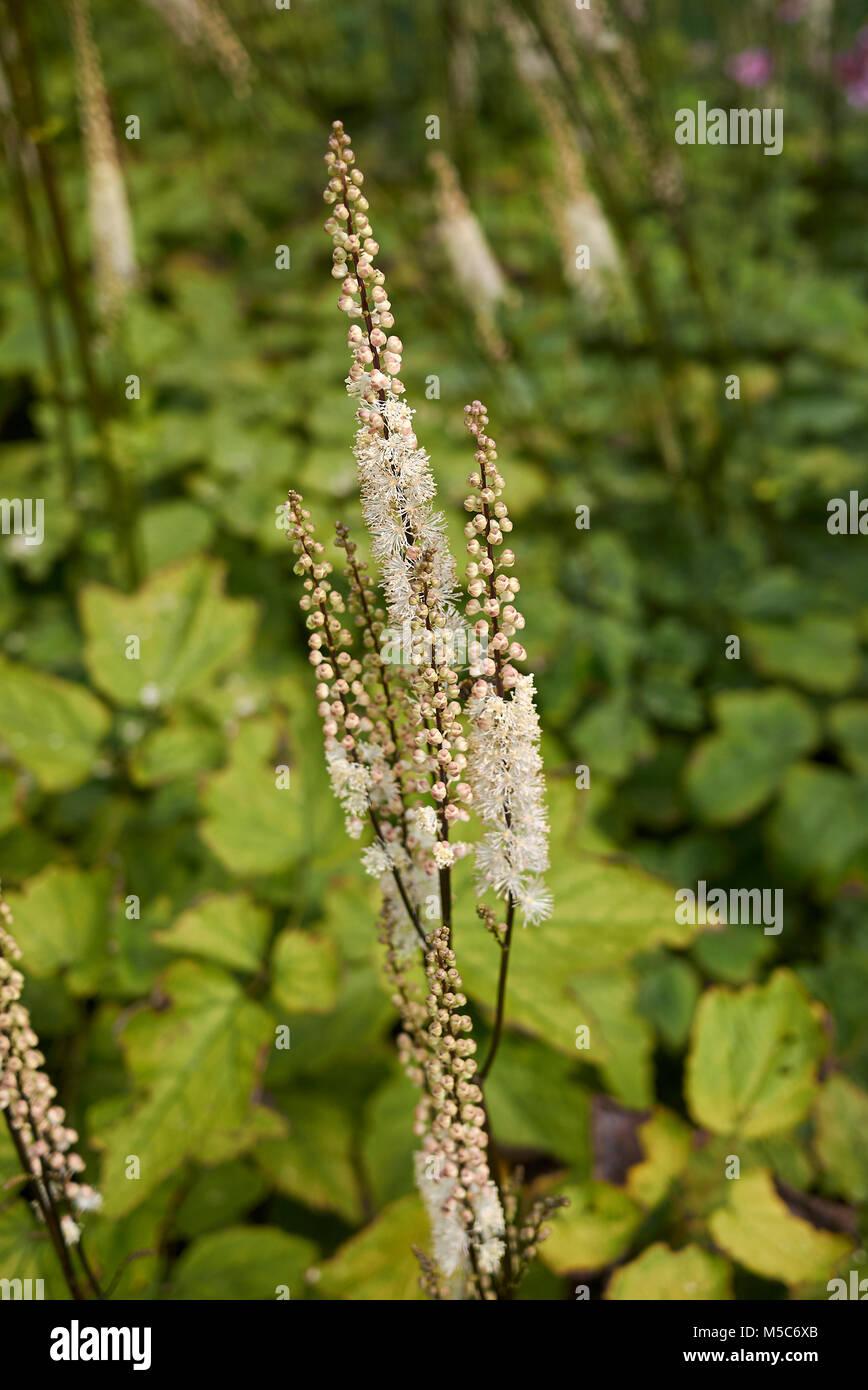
76,1236,105,1300
0,67,77,496
479,897,515,1081
3,1109,85,1301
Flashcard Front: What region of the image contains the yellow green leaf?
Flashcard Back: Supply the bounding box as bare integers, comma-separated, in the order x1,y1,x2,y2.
271,929,339,1014
81,556,256,708
317,1195,429,1300
97,961,274,1216
709,1169,851,1286
686,970,825,1138
538,1181,642,1276
156,892,270,974
606,1242,732,1300
0,656,109,791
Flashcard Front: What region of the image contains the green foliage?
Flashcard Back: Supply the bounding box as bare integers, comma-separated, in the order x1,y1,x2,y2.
606,1244,732,1301
539,1182,643,1276
96,962,279,1216
709,1171,851,1288
686,971,825,1139
169,1227,316,1301
0,655,110,790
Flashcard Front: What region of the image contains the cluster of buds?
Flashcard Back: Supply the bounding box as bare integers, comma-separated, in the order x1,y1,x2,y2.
499,1177,569,1295
463,402,526,693
335,521,406,773
287,494,424,955
324,120,404,415
0,894,101,1232
287,491,381,838
325,121,456,635
415,928,505,1289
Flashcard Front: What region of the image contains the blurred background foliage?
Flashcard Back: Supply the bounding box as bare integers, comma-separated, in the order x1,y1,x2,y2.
1,0,867,1300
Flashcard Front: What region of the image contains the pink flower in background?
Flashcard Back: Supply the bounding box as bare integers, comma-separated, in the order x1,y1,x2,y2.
837,29,868,108
726,47,774,87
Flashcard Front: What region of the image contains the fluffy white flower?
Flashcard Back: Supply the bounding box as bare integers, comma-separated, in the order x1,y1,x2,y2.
326,746,371,837
72,1187,103,1214
467,674,550,922
473,1179,506,1242
432,841,456,869
414,1152,469,1278
477,1236,506,1275
471,1180,506,1277
61,1214,81,1247
353,394,458,629
361,843,391,878
409,805,439,840
517,877,553,926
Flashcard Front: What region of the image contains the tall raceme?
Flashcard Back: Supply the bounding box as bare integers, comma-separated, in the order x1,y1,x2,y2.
283,121,563,1299
141,0,252,96
69,0,137,323
0,889,102,1298
324,122,457,630
463,402,551,927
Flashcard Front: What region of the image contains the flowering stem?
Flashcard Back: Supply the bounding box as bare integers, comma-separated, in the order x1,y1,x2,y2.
3,1108,86,1301
338,530,416,860
292,510,425,946
75,1235,105,1300
338,169,417,551
369,803,427,947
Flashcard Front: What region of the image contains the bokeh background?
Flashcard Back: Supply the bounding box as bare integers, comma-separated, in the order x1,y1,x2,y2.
1,0,868,1300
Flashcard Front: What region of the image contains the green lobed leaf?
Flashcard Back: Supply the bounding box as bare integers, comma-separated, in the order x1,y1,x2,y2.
686,970,825,1139
270,929,339,1014
814,1074,868,1203
606,1243,732,1300
744,617,860,695
156,892,271,974
199,718,303,877
0,656,110,791
685,688,819,826
129,720,225,786
6,865,111,995
709,1169,851,1287
97,961,277,1216
538,1180,643,1276
256,1093,363,1224
317,1195,430,1300
80,556,256,709
625,1109,693,1210
169,1226,317,1300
